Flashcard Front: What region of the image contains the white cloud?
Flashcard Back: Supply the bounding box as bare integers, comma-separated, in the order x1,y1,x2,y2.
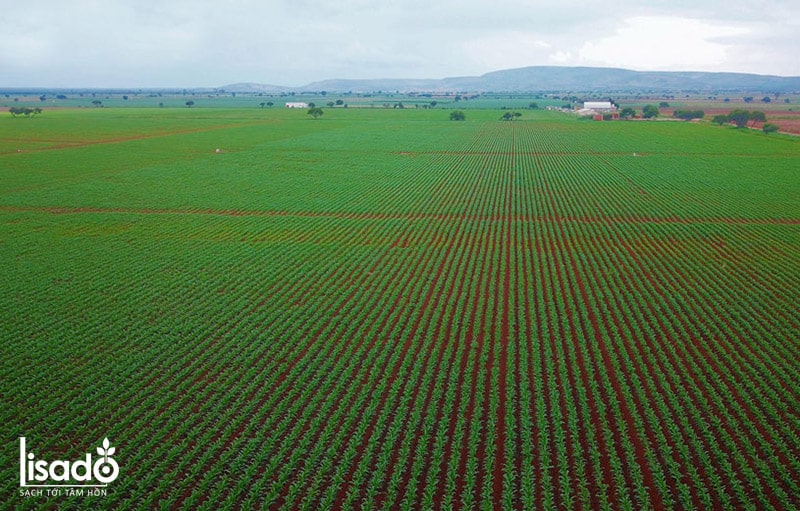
576,16,750,71
462,32,552,72
548,51,573,64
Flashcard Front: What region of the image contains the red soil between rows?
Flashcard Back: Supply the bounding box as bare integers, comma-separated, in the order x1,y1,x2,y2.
342,150,496,510
584,230,708,508
328,148,500,509
551,214,667,508
370,231,462,509
492,156,513,509
532,155,612,509
266,217,435,510
174,233,386,509
611,256,725,507
452,189,497,507
471,165,505,509
409,163,496,510
614,234,788,509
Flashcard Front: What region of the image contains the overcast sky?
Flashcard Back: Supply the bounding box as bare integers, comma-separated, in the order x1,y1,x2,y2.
2,0,799,88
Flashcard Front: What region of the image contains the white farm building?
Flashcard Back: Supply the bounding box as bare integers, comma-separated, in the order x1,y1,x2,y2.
285,102,309,109
577,101,619,120
583,101,615,111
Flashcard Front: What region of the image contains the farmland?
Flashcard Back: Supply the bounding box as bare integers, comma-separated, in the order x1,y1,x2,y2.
1,106,799,510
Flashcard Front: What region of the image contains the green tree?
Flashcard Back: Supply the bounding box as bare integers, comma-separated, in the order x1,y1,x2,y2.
8,107,42,117
528,102,539,110
620,107,636,119
748,111,766,126
308,107,324,119
185,100,195,108
712,114,729,125
672,110,705,120
727,109,750,128
449,110,465,121
762,123,779,134
642,104,659,119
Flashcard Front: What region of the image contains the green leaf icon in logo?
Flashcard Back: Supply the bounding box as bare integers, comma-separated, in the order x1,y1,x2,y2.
97,438,114,459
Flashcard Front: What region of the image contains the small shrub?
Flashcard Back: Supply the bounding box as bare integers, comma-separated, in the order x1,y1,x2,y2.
449,111,466,121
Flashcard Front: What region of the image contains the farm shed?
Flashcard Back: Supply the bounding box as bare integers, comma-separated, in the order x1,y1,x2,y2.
285,102,309,108
583,101,615,111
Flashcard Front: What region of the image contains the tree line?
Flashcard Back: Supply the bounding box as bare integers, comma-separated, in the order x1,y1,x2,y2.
712,110,778,132
8,107,43,117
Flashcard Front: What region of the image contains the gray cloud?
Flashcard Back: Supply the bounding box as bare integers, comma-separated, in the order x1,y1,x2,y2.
1,0,798,87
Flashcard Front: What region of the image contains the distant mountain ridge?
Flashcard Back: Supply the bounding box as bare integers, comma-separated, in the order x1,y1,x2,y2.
222,66,800,93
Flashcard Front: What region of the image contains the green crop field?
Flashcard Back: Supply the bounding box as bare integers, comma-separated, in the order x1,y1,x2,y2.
2,106,799,510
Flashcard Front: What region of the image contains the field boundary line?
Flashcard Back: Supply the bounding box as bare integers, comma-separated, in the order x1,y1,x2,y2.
2,205,798,226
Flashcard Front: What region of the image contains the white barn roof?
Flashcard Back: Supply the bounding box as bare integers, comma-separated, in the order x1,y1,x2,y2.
583,101,614,110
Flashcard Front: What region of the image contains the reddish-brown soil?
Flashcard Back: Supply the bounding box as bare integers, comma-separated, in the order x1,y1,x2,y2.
532,155,612,509
377,224,464,508
613,233,788,509
651,237,798,502
326,230,449,509
771,118,800,134
662,108,800,135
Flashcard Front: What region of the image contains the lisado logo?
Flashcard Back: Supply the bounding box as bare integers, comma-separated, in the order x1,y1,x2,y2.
20,437,119,492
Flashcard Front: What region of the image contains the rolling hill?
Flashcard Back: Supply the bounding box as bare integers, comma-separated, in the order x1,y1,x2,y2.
222,66,800,93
